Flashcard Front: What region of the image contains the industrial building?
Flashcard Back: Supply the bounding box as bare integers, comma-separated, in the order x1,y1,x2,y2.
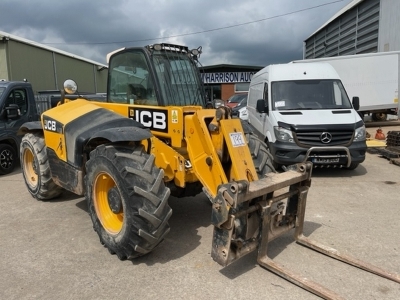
304,0,400,58
200,0,400,103
0,30,107,93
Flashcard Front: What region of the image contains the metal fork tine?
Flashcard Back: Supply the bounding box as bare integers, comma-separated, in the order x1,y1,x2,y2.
257,198,345,300
294,187,400,284
295,235,400,284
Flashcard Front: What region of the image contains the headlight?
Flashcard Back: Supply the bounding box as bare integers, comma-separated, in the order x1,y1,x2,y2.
274,126,294,143
353,125,366,142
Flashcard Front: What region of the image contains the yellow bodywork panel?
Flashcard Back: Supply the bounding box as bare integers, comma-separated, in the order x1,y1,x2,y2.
219,118,258,182
150,136,198,187
91,102,202,148
185,110,258,198
42,99,103,162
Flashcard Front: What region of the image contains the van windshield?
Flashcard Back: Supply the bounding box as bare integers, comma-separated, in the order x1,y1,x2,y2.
271,80,352,110
0,87,4,97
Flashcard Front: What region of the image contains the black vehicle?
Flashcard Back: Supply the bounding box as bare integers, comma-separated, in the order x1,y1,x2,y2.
0,80,41,174
231,96,248,118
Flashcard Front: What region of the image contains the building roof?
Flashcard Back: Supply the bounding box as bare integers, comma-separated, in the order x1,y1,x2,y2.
0,30,107,68
305,0,364,40
201,64,263,71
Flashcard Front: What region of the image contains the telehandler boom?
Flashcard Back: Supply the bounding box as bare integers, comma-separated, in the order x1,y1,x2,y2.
19,43,399,299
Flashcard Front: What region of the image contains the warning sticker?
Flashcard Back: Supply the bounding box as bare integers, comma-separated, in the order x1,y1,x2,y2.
172,110,178,123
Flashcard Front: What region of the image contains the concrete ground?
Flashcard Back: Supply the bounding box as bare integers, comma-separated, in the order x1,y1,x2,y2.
1,126,400,300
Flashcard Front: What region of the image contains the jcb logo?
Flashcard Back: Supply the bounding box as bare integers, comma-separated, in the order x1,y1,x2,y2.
43,117,62,133
44,120,56,131
129,107,168,133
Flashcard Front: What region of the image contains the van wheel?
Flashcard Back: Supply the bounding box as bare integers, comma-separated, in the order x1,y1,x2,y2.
86,144,172,260
0,144,16,175
371,113,387,122
346,162,359,170
20,133,64,200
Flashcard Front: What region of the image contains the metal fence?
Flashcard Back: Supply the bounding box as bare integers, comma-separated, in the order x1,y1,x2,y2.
35,94,58,114
34,93,107,115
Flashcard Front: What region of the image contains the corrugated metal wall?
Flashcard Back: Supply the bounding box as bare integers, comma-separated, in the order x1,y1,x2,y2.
0,43,8,79
1,39,107,93
7,40,56,90
54,53,107,93
378,0,400,51
304,0,380,59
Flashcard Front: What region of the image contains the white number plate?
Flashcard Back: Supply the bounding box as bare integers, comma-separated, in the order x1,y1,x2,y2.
313,158,340,163
229,132,246,147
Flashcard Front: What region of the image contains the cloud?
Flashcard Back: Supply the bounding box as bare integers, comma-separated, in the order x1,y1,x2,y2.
0,0,352,66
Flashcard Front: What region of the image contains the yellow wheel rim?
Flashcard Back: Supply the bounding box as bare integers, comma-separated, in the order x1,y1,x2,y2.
93,172,123,235
23,148,38,189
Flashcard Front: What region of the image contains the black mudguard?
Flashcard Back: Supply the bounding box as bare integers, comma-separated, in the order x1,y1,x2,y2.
87,126,152,145
17,121,43,136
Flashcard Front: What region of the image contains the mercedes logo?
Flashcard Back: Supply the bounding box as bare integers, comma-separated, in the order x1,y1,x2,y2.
320,132,332,144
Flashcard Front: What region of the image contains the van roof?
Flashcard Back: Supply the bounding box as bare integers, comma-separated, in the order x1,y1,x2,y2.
252,62,340,83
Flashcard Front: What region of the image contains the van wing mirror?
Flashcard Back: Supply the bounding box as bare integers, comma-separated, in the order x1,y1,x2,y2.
352,96,360,111
256,99,268,113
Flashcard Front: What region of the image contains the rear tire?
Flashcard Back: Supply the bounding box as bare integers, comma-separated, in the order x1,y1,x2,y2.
0,144,16,175
86,144,172,260
20,133,64,200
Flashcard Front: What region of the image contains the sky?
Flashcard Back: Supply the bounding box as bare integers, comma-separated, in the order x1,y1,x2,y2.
0,0,353,67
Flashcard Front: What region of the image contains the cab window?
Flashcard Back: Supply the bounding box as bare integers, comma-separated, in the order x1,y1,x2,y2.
5,89,28,115
108,51,158,106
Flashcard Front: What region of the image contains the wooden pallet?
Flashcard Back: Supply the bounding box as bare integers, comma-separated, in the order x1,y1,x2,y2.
368,146,400,167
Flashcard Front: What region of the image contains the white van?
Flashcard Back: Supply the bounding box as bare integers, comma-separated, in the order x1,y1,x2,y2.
247,62,367,170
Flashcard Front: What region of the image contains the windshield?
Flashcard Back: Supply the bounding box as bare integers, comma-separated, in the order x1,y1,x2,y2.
0,87,4,97
228,94,247,103
271,80,352,110
152,51,205,106
108,49,206,106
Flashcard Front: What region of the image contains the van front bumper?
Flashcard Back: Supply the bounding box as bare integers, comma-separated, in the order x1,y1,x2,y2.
270,140,367,167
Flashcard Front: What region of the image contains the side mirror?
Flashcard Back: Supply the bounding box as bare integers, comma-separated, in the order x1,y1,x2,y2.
256,99,268,113
352,96,360,111
5,104,20,119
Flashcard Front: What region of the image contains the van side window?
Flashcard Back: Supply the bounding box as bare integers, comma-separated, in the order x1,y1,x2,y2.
5,89,28,115
263,82,269,114
263,82,268,101
248,82,264,108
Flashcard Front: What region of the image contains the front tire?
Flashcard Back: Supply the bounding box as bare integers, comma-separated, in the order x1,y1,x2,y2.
86,144,172,260
20,133,64,200
0,144,16,175
246,134,275,176
346,162,359,170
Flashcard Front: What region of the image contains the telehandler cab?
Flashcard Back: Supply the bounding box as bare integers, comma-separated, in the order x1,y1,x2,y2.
19,43,399,299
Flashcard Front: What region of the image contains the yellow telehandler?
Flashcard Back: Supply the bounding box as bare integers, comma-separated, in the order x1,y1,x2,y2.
18,43,399,299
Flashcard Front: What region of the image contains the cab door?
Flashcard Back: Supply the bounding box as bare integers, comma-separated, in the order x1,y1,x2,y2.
1,87,31,146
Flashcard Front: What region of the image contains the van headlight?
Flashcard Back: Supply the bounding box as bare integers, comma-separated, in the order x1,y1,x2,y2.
239,107,248,116
353,125,366,142
274,126,295,143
